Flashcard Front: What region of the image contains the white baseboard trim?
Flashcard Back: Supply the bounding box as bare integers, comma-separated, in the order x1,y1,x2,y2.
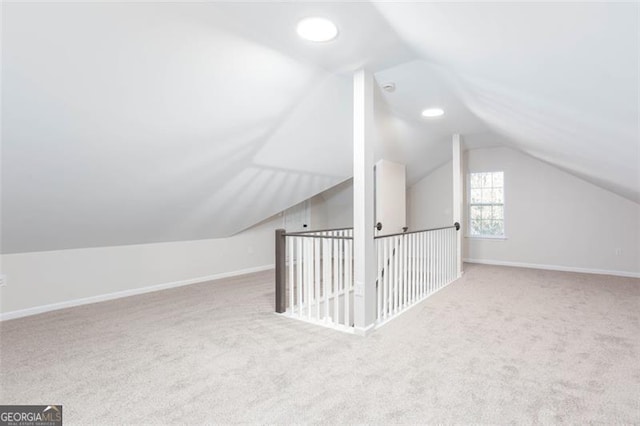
0,264,275,322
353,323,376,337
464,258,640,279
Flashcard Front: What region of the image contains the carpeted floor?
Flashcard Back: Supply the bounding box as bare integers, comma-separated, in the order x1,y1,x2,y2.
1,263,638,424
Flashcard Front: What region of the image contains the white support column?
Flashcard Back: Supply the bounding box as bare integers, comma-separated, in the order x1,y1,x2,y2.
452,134,463,277
353,69,376,334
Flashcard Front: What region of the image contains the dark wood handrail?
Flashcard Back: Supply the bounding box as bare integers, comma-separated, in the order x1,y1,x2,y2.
286,226,353,235
375,223,460,240
283,233,353,240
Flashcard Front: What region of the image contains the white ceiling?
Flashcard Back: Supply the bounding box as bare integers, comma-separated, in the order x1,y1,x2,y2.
2,2,638,253
375,1,639,200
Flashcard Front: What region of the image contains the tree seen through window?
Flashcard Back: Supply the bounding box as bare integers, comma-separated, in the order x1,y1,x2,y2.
469,171,504,237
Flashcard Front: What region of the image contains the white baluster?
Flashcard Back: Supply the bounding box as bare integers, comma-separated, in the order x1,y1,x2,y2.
410,234,414,304
377,239,382,321
421,233,425,296
323,236,330,321
383,238,389,319
417,233,422,298
288,236,294,313
438,231,442,288
443,230,447,285
392,236,398,314
449,228,453,283
296,237,303,317
402,235,407,308
315,237,320,320
333,237,339,324
428,232,433,294
344,237,351,327
411,233,416,303
438,230,445,288
305,238,312,319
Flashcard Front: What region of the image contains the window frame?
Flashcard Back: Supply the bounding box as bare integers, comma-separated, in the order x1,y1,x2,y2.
466,170,507,240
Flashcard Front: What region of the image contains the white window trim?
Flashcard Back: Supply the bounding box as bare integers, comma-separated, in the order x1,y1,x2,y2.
466,170,507,240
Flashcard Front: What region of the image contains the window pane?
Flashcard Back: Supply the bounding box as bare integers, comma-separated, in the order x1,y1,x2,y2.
481,173,491,188
481,206,491,220
469,171,505,237
470,206,482,220
483,221,494,236
481,188,492,203
492,172,504,188
470,220,482,235
492,205,504,220
494,188,504,204
491,220,504,236
480,220,491,235
470,173,481,188
488,189,498,203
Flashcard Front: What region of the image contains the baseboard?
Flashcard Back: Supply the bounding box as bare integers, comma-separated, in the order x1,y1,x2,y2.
463,258,640,278
353,323,376,337
0,264,275,322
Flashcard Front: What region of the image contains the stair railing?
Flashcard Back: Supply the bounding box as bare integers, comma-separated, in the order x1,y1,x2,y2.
374,223,460,324
275,228,355,330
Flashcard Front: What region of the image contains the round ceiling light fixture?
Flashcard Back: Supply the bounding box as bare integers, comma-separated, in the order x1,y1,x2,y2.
421,108,445,118
296,17,339,42
382,82,396,92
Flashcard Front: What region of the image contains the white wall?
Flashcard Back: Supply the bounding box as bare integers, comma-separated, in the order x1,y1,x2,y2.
0,214,283,318
309,195,328,230
462,147,640,276
407,161,453,230
319,179,354,229
375,159,406,234
0,181,358,319
408,147,640,276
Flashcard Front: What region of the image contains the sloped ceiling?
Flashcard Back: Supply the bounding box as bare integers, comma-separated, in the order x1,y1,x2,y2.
2,2,638,253
1,2,409,253
374,1,639,200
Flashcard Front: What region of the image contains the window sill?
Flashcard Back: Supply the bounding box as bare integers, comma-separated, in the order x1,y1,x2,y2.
465,235,508,241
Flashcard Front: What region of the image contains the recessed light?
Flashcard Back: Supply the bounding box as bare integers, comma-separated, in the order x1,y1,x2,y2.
421,108,444,118
382,82,396,92
296,17,338,42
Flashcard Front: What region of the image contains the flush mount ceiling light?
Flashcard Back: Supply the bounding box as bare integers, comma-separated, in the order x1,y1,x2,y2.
296,17,338,42
381,82,396,92
421,108,445,118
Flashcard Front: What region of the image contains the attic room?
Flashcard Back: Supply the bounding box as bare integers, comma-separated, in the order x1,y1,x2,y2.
0,1,638,424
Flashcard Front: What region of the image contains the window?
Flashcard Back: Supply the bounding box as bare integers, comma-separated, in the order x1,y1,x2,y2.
469,171,505,238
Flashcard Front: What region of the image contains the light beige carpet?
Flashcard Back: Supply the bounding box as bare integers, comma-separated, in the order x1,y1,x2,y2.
1,264,638,424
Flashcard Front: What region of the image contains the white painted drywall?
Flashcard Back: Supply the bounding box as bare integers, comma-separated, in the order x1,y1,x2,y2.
0,181,360,317
1,3,358,253
374,159,407,235
0,214,283,316
319,180,354,229
4,2,638,254
409,148,640,275
375,2,640,203
309,195,328,230
463,147,640,275
410,147,639,275
407,161,453,231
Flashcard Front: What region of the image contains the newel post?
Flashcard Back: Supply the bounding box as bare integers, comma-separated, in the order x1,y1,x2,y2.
275,229,286,313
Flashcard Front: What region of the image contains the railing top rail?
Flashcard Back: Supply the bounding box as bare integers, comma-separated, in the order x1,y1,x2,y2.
287,226,353,235
374,223,459,240
283,232,353,240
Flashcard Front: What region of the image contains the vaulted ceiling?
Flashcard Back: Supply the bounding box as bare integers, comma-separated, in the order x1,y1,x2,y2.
2,2,638,253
